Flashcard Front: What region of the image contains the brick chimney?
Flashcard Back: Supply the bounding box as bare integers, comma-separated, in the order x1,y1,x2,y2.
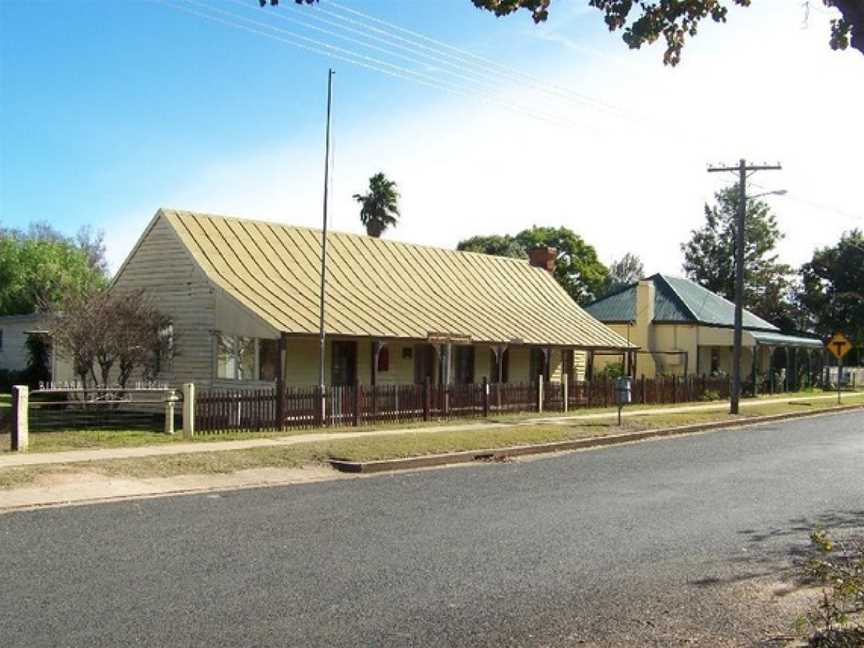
528,246,557,273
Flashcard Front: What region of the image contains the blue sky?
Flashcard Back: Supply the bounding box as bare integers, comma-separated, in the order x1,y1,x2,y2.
2,0,862,274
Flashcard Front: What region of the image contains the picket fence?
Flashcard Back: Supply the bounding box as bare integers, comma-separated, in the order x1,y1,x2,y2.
194,375,732,435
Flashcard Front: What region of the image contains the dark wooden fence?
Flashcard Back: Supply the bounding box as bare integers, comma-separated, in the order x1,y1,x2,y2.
26,388,176,432
194,375,736,434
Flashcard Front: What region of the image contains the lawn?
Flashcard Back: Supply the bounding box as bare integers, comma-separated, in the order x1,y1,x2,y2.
0,393,861,491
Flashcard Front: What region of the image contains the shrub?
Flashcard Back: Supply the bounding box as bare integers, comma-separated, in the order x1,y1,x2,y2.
798,529,864,646
700,389,722,402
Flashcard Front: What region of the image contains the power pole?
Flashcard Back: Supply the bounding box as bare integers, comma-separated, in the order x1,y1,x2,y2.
707,159,781,414
318,68,335,425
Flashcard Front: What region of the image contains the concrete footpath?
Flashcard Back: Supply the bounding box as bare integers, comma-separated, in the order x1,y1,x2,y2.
1,392,858,470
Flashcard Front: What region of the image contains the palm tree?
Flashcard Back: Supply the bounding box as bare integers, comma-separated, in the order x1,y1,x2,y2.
353,172,400,238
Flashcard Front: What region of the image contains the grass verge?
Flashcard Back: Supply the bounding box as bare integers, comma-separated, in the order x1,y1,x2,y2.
5,390,862,455
0,395,861,491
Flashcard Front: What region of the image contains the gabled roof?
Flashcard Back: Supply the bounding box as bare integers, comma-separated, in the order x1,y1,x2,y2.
585,274,779,331
150,209,631,349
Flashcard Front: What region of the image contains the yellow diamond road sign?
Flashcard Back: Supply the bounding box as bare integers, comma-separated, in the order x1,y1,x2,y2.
827,332,852,360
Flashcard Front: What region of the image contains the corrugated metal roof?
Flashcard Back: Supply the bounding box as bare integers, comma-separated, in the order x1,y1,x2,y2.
581,285,636,322
585,274,781,332
660,275,777,330
159,209,631,349
749,330,823,348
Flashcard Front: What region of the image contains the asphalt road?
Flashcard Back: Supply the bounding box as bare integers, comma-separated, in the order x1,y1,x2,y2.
1,411,862,647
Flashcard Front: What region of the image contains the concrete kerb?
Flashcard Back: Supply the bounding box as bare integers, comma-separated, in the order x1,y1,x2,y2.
329,404,864,474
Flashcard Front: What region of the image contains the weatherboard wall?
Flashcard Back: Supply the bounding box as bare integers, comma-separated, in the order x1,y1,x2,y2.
111,214,216,387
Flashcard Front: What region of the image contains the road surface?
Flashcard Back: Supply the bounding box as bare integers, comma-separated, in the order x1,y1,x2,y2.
1,411,862,646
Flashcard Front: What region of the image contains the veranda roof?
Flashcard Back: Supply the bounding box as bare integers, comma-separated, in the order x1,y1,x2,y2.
157,209,632,349
748,330,824,349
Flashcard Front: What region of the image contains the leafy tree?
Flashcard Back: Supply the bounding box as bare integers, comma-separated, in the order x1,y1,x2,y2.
603,252,644,294
799,230,864,357
0,231,107,316
469,0,863,64
353,172,401,238
680,185,796,329
2,221,108,275
264,1,864,64
458,226,609,304
456,234,524,258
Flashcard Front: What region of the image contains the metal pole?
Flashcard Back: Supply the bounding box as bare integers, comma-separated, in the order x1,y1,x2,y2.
838,353,843,405
730,159,747,414
708,159,781,414
318,68,334,425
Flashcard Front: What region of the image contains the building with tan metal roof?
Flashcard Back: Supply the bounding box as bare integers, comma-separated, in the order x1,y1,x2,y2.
113,208,632,389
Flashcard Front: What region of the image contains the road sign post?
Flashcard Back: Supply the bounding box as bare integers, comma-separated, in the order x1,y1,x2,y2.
826,332,852,405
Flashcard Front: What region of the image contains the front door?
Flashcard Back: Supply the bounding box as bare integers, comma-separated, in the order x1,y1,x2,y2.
331,341,357,386
413,344,436,384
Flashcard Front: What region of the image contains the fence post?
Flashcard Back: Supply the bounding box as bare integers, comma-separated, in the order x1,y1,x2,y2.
537,375,544,413
481,377,489,417
563,373,568,413
353,385,361,427
164,390,178,435
423,377,431,421
182,383,195,438
641,375,646,405
672,375,677,404
11,385,29,452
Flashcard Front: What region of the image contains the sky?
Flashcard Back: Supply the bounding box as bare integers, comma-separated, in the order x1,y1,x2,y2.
1,0,862,277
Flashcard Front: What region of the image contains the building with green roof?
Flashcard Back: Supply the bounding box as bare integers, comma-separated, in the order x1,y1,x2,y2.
584,274,822,383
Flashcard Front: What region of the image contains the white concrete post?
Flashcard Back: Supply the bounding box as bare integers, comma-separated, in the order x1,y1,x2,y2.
182,383,195,438
164,390,178,435
537,375,544,413
563,373,569,413
11,385,29,452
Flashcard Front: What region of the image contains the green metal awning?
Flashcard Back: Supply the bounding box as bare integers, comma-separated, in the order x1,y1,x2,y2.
749,330,823,349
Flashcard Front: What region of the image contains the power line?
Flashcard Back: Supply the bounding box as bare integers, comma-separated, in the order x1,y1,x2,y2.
222,0,521,96
750,181,862,221
316,0,638,119
162,0,578,127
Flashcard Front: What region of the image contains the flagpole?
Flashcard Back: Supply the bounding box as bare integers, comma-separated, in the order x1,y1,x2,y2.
318,68,334,425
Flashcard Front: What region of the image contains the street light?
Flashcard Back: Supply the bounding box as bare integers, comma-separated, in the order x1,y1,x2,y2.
749,189,788,199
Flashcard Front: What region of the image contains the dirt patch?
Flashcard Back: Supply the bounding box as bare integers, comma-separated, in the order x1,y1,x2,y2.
0,464,346,512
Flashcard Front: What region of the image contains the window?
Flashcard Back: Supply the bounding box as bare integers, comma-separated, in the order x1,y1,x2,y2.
710,348,721,374
258,339,280,382
216,334,259,381
154,323,174,374
453,346,474,384
563,349,575,383
217,335,237,380
236,337,255,381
